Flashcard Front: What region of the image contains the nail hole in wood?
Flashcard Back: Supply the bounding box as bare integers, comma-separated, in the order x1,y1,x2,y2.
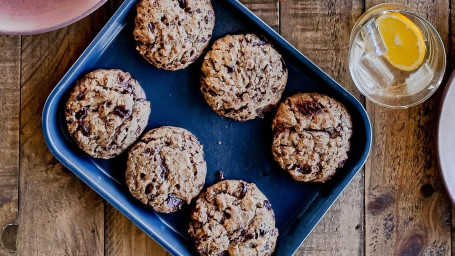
420,183,434,198
1,223,18,252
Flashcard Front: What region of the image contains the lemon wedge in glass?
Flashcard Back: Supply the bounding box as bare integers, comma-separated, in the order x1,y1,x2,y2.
376,12,426,72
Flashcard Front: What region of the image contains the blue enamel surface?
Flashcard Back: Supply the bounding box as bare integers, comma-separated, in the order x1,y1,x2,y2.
42,0,372,255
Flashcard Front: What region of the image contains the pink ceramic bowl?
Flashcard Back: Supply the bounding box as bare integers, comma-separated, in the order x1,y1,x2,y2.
0,0,107,35
438,70,455,203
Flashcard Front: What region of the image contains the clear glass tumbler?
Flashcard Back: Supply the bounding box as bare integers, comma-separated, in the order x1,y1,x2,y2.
348,4,446,108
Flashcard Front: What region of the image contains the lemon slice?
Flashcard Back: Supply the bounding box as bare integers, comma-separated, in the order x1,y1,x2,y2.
376,12,426,71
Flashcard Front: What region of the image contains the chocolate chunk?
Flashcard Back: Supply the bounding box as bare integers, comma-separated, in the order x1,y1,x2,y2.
235,227,246,237
204,16,212,24
236,182,248,199
338,160,345,168
226,65,234,73
165,194,184,211
160,164,168,181
197,248,207,255
75,107,88,122
295,166,312,174
326,127,341,139
75,92,85,101
113,106,130,118
264,200,272,211
252,40,266,46
117,74,130,86
216,171,224,181
256,107,265,118
148,22,155,33
242,232,254,242
145,183,154,195
134,97,147,102
140,173,146,179
177,0,187,9
207,89,217,97
201,37,207,43
196,8,201,13
80,124,90,136
255,105,274,118
296,100,323,116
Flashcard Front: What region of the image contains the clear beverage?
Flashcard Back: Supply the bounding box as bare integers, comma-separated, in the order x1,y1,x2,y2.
348,4,446,108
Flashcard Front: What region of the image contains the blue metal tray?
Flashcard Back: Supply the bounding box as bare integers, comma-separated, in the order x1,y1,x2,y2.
42,0,372,255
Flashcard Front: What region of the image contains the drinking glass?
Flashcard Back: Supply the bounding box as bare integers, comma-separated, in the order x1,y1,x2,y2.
348,4,446,108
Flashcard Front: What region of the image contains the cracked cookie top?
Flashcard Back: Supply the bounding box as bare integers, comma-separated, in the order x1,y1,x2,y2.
65,69,151,159
200,34,288,121
126,126,207,213
133,0,215,70
189,180,278,256
271,93,353,183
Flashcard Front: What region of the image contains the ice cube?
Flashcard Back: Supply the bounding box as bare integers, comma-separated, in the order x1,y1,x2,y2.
351,38,366,63
405,63,433,95
361,19,387,56
353,64,380,94
354,53,395,93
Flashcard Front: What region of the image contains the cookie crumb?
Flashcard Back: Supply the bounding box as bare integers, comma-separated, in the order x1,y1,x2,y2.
216,171,224,181
217,141,222,145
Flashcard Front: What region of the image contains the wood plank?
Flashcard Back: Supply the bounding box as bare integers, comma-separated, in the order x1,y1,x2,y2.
15,5,121,255
364,1,451,255
280,1,365,255
105,206,169,256
0,35,21,256
242,0,279,31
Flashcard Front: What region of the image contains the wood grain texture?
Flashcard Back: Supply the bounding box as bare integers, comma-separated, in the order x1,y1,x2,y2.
364,1,451,256
105,206,169,256
241,0,279,31
0,35,21,256
15,5,119,255
1,0,452,255
280,1,365,255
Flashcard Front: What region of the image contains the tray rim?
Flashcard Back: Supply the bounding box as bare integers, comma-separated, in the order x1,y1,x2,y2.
42,0,373,255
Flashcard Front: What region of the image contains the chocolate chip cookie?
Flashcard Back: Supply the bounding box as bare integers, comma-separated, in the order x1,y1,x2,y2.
134,0,215,70
126,126,207,213
189,180,278,256
65,69,150,159
201,34,288,121
272,93,352,183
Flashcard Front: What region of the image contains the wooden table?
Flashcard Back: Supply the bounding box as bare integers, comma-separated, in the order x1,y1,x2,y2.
0,0,452,255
